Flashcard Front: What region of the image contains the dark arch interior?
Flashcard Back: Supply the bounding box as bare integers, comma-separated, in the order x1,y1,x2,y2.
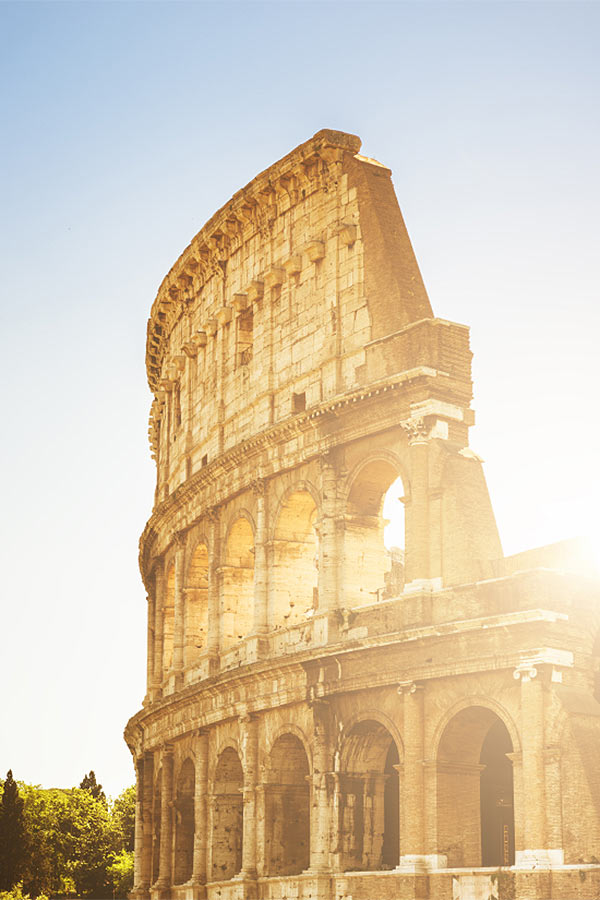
212,748,243,880
480,718,515,866
340,720,400,871
265,734,310,876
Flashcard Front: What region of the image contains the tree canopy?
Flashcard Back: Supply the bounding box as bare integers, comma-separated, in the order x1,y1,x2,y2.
0,771,26,889
0,773,134,900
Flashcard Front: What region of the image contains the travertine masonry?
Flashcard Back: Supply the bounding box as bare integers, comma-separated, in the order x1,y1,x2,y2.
125,130,600,900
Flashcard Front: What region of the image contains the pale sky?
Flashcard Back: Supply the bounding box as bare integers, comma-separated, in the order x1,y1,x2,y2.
1,0,598,799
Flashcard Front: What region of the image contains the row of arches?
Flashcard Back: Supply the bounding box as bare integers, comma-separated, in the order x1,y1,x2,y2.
158,465,407,670
147,705,515,887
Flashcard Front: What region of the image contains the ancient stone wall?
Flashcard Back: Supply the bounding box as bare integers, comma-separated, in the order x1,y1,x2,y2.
126,131,600,900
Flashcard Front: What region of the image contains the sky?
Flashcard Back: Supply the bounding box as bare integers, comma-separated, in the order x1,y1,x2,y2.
1,0,598,799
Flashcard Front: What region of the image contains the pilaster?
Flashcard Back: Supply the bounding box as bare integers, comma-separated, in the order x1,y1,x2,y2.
156,746,174,891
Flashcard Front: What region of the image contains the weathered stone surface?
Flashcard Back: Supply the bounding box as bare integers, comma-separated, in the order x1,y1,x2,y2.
125,130,600,900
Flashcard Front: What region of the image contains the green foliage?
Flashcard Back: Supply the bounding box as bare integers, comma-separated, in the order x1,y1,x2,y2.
79,771,106,806
111,786,136,852
0,883,48,900
107,850,134,899
17,775,136,899
0,771,26,890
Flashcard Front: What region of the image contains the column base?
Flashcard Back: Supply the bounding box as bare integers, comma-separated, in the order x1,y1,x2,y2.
396,853,448,872
515,848,564,868
129,885,151,900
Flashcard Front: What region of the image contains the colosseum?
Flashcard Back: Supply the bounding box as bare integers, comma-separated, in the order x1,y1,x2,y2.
125,130,600,900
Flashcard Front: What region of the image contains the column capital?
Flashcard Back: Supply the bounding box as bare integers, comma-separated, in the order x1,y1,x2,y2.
397,680,425,695
172,529,187,549
206,505,220,524
251,477,266,497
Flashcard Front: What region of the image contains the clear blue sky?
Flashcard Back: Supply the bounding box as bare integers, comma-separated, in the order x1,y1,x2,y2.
1,0,598,798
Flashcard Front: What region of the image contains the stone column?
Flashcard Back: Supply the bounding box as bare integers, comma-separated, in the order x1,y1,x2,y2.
318,456,338,613
206,509,220,661
252,480,268,635
171,534,186,684
404,425,430,589
156,747,174,889
191,730,208,893
132,757,144,893
309,700,331,872
145,594,155,704
141,753,154,893
397,681,428,871
240,714,259,878
153,562,165,693
544,744,563,854
513,663,562,866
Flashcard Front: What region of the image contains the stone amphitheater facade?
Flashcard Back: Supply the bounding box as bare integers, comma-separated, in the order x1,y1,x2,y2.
125,130,600,900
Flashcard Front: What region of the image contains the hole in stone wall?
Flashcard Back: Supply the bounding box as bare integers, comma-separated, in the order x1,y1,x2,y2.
292,392,306,413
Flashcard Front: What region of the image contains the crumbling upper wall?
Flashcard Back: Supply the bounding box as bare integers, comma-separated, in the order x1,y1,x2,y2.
146,130,454,496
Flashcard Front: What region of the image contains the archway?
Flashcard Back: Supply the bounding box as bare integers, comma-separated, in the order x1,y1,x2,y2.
437,706,515,867
265,734,310,875
211,748,243,880
162,564,175,676
345,460,405,607
222,518,254,650
272,491,318,627
185,542,209,666
338,719,400,871
174,758,195,883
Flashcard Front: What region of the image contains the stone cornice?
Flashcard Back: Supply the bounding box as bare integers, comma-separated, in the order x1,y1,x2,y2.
139,365,464,576
124,606,571,751
146,129,362,393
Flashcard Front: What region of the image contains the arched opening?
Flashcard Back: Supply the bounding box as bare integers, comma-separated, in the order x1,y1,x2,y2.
272,491,318,628
162,564,175,676
174,758,195,884
222,518,254,650
151,771,161,884
437,706,515,867
345,461,405,607
337,719,400,871
185,542,209,666
211,748,243,881
265,734,310,875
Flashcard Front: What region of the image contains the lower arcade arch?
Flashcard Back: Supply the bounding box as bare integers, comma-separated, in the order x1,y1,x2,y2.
265,733,310,875
345,460,406,607
211,748,243,881
174,758,195,884
437,706,515,867
337,719,400,871
222,518,254,650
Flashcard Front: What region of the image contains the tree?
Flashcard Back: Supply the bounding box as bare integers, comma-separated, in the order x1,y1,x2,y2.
0,771,26,889
79,771,106,805
111,786,136,852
